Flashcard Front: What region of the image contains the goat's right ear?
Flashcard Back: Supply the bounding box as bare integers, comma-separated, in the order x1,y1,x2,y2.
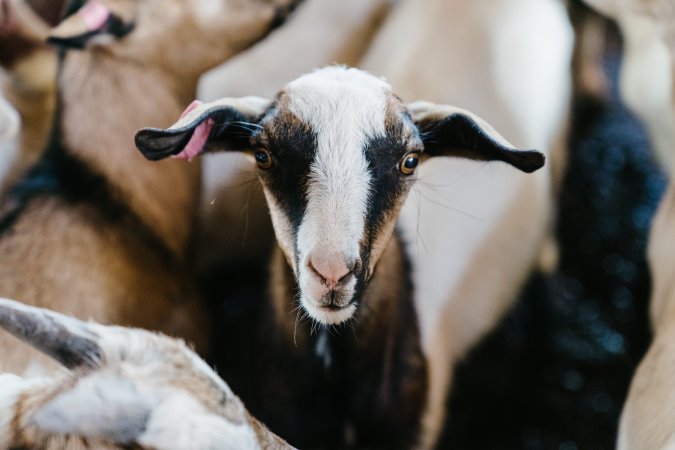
135,96,271,162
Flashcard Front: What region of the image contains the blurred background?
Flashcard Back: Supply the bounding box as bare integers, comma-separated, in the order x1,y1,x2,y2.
1,0,672,448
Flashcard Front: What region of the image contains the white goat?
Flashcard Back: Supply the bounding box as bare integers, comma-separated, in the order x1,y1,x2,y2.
0,0,299,376
195,0,390,272
0,297,293,450
359,0,573,445
135,66,546,449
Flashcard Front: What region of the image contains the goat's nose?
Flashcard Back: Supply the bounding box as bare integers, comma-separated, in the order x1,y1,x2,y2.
308,254,354,287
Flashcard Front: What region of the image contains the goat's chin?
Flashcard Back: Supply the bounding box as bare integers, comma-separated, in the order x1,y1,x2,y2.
301,298,356,325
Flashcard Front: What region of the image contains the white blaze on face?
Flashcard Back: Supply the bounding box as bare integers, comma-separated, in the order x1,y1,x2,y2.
285,67,391,324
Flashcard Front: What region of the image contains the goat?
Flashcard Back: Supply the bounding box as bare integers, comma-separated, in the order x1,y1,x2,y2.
0,0,299,377
195,0,390,273
358,0,573,445
583,0,674,171
587,1,675,447
135,66,546,449
0,297,293,449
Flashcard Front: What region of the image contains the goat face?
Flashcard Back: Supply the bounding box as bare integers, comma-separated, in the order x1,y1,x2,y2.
46,0,300,78
135,66,545,325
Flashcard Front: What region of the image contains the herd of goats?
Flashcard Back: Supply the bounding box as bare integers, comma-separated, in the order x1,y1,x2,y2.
0,0,672,448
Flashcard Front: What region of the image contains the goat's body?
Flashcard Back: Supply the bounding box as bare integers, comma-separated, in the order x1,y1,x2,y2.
580,0,675,447
217,237,428,449
0,191,202,375
360,0,572,445
0,299,293,449
0,51,206,376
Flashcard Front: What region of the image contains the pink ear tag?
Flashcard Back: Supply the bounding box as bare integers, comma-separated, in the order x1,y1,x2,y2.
78,0,111,32
173,100,214,162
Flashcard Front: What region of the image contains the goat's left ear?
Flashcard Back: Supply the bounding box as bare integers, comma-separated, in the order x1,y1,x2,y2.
135,96,271,162
408,101,545,173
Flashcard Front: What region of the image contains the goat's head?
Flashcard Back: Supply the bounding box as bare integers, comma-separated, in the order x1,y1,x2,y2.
0,297,270,448
46,0,300,78
135,66,545,325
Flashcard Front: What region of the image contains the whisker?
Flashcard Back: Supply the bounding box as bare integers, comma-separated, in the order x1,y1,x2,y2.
413,187,483,221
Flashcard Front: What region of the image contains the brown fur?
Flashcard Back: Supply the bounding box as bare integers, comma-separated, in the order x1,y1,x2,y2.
0,0,300,376
0,301,294,448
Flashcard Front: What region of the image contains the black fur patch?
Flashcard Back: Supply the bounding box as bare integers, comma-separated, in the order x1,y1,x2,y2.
353,118,419,305
215,238,427,450
252,106,317,261
418,114,545,173
0,126,175,265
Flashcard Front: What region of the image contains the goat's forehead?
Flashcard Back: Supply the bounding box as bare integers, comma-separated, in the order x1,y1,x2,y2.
281,68,397,138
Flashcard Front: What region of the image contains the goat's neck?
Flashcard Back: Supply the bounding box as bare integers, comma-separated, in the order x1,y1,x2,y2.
270,233,410,352
58,51,200,258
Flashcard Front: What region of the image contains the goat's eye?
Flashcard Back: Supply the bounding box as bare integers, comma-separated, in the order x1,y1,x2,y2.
399,152,420,175
254,149,272,169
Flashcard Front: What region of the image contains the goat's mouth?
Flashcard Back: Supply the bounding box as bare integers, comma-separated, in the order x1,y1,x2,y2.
301,296,357,325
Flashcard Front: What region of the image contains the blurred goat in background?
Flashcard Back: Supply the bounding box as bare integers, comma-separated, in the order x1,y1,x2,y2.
0,0,300,377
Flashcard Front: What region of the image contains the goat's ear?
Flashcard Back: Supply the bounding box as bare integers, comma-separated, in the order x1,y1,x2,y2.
135,96,271,162
0,297,102,369
47,0,134,49
408,101,545,173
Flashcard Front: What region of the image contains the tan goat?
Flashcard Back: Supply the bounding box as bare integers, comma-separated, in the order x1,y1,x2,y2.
0,297,293,449
0,0,299,377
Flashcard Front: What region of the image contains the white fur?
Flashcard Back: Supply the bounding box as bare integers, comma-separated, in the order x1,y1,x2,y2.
0,96,21,195
288,68,388,324
0,96,20,143
138,391,261,450
0,298,291,449
31,375,155,441
360,0,573,447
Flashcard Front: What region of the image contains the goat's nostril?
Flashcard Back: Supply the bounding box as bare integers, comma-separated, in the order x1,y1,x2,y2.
308,255,352,287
